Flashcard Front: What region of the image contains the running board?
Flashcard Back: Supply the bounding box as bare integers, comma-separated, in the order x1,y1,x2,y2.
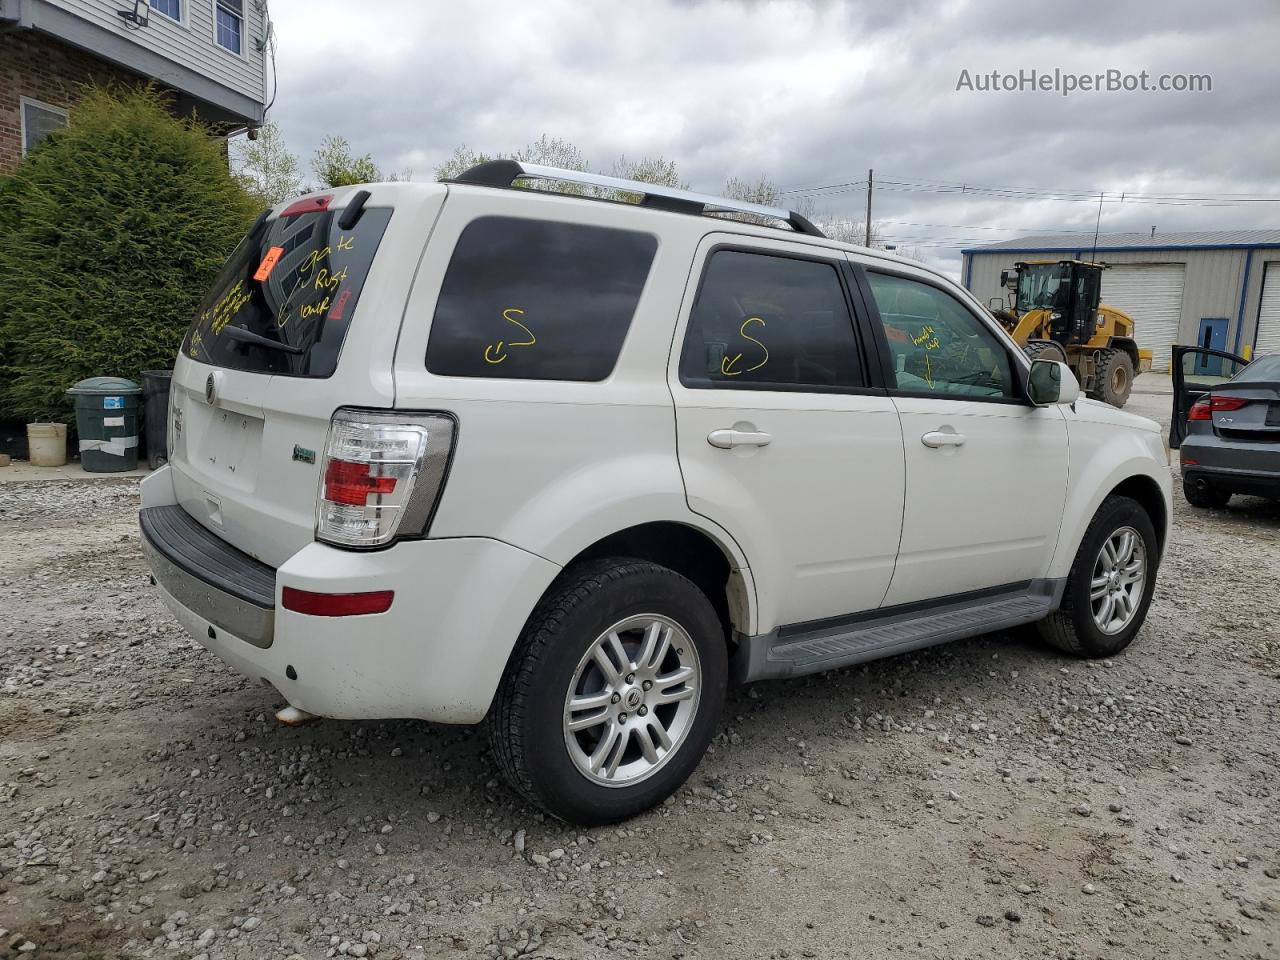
733,579,1065,682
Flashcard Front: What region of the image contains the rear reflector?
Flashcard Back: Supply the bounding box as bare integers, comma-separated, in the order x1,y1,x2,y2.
281,587,394,617
280,194,334,217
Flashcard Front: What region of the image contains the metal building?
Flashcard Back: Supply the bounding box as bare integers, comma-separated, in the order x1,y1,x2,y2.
962,230,1280,371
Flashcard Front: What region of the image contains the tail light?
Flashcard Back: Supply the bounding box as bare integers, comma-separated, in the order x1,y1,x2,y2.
1209,395,1250,412
316,409,456,548
1189,395,1249,421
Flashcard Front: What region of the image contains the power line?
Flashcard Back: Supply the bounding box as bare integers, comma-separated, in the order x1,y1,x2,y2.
780,172,1280,207
877,219,1095,234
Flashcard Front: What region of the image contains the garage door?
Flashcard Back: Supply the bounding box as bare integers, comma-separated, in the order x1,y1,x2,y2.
1254,263,1280,359
1100,264,1186,372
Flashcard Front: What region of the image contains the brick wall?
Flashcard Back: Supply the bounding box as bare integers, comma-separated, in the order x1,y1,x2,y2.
0,29,142,174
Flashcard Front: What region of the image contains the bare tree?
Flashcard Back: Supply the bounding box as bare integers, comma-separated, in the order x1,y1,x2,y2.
435,136,688,201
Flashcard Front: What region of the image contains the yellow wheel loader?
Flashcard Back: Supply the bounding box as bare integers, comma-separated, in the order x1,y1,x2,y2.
989,260,1152,408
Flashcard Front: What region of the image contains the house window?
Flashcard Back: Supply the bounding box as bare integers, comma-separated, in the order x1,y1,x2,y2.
215,0,243,54
149,0,181,21
20,97,69,155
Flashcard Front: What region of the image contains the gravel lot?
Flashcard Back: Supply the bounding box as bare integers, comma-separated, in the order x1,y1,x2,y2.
2,400,1277,959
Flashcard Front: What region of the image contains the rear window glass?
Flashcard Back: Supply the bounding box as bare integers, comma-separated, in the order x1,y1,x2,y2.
183,205,393,377
1236,354,1280,382
425,216,657,381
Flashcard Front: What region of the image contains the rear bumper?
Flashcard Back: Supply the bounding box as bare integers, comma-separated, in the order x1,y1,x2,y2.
1181,432,1280,496
139,467,561,723
140,505,275,647
1182,464,1280,497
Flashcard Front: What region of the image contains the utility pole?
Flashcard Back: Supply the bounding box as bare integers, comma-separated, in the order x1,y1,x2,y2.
864,168,873,247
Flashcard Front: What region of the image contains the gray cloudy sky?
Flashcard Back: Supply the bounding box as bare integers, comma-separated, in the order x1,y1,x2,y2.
264,0,1280,275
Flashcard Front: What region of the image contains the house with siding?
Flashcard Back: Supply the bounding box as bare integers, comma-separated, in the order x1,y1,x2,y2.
0,0,270,173
962,230,1280,371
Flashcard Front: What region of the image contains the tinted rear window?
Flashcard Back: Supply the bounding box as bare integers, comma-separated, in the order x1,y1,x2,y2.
425,216,657,381
183,206,393,377
1236,354,1280,382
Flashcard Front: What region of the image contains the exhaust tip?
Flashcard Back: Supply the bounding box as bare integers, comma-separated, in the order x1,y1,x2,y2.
275,705,318,726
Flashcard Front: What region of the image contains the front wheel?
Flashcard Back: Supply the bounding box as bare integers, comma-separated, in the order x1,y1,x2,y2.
486,558,727,825
1036,495,1159,658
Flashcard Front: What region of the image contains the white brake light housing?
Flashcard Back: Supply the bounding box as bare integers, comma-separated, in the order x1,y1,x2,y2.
316,409,456,548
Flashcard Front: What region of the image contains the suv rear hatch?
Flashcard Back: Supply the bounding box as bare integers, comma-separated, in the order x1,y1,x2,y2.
167,185,444,567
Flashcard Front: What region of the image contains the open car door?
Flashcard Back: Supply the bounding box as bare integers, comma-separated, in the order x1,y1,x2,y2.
1170,345,1249,448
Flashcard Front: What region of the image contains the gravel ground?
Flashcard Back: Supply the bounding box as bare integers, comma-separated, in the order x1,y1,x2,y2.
1,464,1277,960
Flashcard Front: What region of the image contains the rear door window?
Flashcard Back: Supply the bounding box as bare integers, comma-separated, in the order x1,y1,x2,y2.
183,205,393,377
425,216,657,381
679,249,865,391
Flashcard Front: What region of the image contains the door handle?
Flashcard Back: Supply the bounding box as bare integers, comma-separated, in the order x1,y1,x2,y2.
707,428,773,449
921,430,966,448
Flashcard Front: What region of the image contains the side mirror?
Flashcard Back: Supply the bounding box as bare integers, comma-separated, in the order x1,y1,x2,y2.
1028,359,1080,407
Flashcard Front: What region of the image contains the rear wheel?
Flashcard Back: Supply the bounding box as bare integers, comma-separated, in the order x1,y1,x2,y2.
1182,477,1231,508
1036,496,1158,658
1091,348,1134,407
486,558,727,825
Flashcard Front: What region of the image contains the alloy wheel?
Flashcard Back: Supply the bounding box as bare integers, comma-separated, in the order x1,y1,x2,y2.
562,615,701,787
1090,525,1146,634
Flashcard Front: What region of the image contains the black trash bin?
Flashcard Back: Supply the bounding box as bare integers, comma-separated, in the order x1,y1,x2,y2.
66,377,143,473
142,370,174,470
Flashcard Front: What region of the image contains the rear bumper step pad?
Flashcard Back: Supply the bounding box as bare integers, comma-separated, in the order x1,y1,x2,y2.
140,505,276,648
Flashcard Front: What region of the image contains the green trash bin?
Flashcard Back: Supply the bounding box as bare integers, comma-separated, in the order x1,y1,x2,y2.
66,377,143,473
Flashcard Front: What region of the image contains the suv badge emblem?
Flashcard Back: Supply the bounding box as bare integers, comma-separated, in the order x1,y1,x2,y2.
205,373,217,405
292,444,316,464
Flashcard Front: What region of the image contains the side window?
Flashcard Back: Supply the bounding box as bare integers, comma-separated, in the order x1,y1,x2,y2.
865,272,1016,399
679,250,864,391
20,98,68,155
426,217,657,381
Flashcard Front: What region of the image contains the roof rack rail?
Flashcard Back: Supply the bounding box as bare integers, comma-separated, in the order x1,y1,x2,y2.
450,160,826,238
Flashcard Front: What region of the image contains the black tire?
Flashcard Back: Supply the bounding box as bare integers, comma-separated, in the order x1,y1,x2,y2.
1035,495,1158,659
1091,348,1134,408
486,558,727,825
1182,478,1231,509
1023,339,1068,364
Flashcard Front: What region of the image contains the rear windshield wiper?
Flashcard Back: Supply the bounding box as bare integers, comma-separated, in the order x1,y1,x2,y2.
222,324,304,355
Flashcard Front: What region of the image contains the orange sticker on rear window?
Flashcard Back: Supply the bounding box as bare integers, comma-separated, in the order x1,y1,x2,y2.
253,246,285,282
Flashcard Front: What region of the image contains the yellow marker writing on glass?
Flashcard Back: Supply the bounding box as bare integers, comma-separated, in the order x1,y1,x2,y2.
720,317,768,377
484,307,537,364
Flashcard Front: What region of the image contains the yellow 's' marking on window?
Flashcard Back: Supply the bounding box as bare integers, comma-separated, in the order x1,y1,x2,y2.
720,317,768,377
484,307,537,364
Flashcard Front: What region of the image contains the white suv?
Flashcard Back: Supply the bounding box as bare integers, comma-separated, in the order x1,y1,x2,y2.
141,162,1172,824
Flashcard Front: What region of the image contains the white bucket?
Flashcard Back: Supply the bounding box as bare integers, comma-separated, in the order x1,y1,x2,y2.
27,422,68,467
